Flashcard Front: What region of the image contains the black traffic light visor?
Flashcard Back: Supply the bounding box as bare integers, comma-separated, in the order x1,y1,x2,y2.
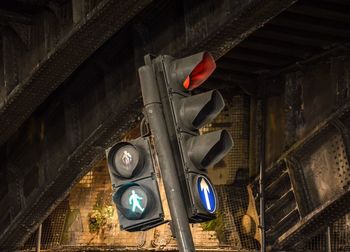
187,130,233,170
180,90,225,130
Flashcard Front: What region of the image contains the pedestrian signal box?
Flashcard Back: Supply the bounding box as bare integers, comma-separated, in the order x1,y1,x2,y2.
106,137,165,232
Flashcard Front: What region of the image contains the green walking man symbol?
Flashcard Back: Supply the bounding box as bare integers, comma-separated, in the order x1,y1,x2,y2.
129,190,144,213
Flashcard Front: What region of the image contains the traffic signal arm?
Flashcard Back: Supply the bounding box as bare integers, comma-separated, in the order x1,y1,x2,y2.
138,64,196,252
139,65,161,106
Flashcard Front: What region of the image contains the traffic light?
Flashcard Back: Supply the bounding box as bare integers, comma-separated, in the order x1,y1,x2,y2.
150,52,233,222
106,136,165,231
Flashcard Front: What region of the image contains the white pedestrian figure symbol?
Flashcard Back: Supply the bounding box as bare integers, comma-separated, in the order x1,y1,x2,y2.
121,150,132,165
129,190,144,212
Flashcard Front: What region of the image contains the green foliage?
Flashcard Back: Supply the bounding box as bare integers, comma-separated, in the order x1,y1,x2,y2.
201,212,226,242
201,211,224,231
88,204,114,233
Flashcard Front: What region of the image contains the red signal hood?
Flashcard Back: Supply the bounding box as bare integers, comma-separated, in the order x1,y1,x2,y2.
172,52,216,91
183,52,216,90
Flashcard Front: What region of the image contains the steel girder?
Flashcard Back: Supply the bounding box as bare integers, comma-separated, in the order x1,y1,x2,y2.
253,101,350,249
252,49,350,249
0,0,296,249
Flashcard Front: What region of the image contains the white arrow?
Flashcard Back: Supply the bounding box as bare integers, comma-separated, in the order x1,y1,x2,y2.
200,178,211,211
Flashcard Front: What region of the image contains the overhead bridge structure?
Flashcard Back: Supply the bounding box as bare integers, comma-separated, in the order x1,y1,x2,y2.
1,0,350,251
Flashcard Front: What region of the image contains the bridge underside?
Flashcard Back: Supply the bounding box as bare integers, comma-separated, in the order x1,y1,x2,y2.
1,0,350,251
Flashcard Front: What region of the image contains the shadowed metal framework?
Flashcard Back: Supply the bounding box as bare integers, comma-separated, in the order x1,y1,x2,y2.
1,0,350,251
212,0,350,91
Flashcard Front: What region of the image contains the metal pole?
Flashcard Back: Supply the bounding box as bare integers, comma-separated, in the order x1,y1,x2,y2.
326,226,332,252
36,224,42,252
259,99,266,252
139,64,195,252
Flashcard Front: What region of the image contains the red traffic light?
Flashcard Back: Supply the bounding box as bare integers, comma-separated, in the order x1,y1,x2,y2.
170,52,216,91
183,52,216,90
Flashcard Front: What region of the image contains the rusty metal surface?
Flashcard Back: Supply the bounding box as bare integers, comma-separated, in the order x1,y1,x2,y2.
0,0,152,147
247,1,350,247
181,0,297,59
252,101,350,249
0,0,306,250
0,0,298,149
5,0,350,250
46,246,255,252
213,0,350,90
0,99,143,249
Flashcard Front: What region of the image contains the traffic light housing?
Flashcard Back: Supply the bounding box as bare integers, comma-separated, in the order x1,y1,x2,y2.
106,136,165,231
150,52,233,222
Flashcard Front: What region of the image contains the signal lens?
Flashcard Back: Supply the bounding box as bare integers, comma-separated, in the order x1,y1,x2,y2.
113,184,149,220
183,52,216,90
108,142,142,179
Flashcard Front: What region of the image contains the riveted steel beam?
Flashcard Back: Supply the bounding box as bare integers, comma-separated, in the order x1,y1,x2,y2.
0,0,153,147
0,0,298,249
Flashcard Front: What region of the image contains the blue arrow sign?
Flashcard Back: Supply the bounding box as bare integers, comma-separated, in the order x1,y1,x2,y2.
197,176,217,214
